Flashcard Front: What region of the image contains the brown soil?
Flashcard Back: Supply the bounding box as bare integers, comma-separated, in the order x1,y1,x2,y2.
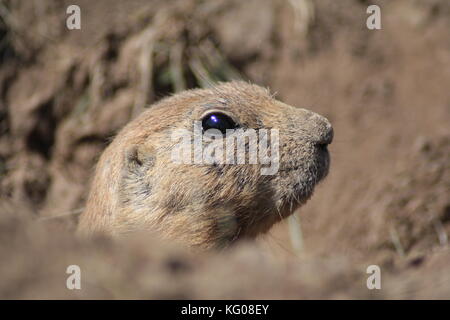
0,0,449,299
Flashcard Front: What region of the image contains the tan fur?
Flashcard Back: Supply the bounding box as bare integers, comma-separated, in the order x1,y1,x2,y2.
77,81,333,249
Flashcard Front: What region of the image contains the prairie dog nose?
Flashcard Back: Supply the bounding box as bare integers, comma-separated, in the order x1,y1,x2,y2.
313,114,333,146
298,109,333,146
280,103,334,146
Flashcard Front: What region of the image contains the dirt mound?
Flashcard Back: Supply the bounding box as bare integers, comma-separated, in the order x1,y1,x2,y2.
1,207,450,299
377,136,450,257
0,0,449,298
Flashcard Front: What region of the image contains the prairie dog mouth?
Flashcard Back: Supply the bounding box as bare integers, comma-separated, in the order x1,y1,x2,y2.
277,147,330,213
280,146,330,178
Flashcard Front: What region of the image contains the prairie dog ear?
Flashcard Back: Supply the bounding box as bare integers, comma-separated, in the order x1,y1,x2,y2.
125,144,156,169
121,144,155,206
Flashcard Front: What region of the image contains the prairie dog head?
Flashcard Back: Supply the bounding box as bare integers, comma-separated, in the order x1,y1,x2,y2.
78,81,333,249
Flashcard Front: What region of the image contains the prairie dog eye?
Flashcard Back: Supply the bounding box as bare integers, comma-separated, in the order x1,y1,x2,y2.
201,112,237,134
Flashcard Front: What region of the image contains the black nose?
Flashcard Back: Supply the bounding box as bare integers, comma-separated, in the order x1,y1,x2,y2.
311,114,333,146
318,125,333,146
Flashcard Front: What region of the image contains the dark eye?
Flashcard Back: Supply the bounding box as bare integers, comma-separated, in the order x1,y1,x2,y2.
201,112,237,134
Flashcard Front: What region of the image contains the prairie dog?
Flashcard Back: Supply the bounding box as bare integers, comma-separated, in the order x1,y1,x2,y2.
77,81,333,249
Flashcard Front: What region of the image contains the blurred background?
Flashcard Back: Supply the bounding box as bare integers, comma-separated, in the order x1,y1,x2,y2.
0,0,449,299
